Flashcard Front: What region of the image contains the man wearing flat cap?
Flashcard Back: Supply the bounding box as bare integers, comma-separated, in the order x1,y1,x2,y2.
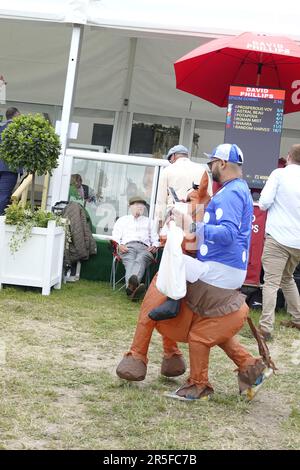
155,144,212,229
112,196,160,300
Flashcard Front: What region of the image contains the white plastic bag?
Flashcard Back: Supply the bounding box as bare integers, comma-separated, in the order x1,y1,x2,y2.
156,221,186,300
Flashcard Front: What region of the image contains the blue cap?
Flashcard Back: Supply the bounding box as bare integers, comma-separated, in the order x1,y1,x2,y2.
166,144,189,161
204,143,244,165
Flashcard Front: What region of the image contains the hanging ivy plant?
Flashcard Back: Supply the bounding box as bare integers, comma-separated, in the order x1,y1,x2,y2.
5,204,70,254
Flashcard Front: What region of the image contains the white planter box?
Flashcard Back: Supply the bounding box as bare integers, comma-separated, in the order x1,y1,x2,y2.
0,216,65,295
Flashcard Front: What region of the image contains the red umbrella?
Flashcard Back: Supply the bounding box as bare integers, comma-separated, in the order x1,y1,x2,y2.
174,32,300,114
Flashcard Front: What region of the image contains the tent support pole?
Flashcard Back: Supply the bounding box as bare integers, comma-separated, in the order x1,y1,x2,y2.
48,23,84,209
116,37,137,154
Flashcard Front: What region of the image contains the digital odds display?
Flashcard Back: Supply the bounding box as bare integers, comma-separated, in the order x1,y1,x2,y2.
224,86,285,189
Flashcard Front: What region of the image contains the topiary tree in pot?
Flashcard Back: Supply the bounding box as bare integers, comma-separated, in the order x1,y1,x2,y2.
0,113,61,210
0,115,66,294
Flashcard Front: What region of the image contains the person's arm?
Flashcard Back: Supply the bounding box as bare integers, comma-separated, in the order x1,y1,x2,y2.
112,218,123,246
85,184,96,202
203,220,240,245
154,169,168,225
204,191,246,246
173,189,245,247
258,170,279,211
112,218,129,254
148,220,160,251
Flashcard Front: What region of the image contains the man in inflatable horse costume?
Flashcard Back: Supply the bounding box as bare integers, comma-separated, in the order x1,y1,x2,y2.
116,144,276,400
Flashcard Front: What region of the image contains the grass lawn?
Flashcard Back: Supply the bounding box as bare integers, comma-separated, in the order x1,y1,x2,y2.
0,280,299,450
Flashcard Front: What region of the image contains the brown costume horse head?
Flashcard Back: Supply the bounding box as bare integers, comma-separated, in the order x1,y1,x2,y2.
182,171,211,255
160,170,211,255
186,171,211,221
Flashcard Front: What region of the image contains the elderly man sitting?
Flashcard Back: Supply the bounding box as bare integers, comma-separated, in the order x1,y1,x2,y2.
112,196,160,300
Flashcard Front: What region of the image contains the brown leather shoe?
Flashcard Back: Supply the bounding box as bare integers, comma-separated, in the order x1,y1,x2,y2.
130,283,145,301
161,354,186,377
116,354,147,381
280,320,300,330
127,275,139,292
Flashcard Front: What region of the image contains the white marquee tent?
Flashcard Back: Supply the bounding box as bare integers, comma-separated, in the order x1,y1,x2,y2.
1,0,300,205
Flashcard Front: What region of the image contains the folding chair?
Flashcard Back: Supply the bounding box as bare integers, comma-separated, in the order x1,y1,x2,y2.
110,240,126,291
110,241,160,291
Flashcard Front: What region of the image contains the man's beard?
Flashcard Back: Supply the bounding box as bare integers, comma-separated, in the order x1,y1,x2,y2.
212,169,221,183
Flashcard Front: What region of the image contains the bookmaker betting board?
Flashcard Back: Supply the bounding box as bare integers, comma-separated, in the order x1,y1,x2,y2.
224,86,285,188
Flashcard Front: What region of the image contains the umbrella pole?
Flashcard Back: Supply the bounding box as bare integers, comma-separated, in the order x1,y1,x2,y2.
256,53,263,86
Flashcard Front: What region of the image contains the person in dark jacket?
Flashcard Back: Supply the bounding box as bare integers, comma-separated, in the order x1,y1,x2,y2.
0,107,21,214
62,201,97,276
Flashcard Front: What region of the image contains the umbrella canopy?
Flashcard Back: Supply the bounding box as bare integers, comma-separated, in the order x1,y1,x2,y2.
174,32,300,114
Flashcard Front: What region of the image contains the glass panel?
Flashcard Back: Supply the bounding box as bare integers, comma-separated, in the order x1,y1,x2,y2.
70,158,155,236
129,113,181,158
192,121,225,163
0,102,61,127
71,109,115,151
91,123,113,149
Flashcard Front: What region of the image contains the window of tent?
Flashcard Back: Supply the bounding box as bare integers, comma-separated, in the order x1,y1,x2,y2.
71,109,115,151
192,120,225,164
129,113,181,158
70,157,156,236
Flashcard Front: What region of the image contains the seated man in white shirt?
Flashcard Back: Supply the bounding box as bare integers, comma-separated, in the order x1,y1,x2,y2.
112,196,160,300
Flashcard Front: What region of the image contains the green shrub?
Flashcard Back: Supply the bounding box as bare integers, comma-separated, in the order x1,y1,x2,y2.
0,113,61,209
0,113,60,174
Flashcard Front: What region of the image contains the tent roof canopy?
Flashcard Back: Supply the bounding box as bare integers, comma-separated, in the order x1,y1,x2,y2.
1,0,300,131
1,0,300,40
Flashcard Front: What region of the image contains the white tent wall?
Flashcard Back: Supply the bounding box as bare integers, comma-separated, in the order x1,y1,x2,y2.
1,1,300,205
0,20,71,107
74,30,131,111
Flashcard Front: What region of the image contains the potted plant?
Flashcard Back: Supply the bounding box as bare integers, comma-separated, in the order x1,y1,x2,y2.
0,113,60,209
0,113,65,295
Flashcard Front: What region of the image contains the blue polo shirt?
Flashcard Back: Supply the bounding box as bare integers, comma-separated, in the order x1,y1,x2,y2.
196,178,253,288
